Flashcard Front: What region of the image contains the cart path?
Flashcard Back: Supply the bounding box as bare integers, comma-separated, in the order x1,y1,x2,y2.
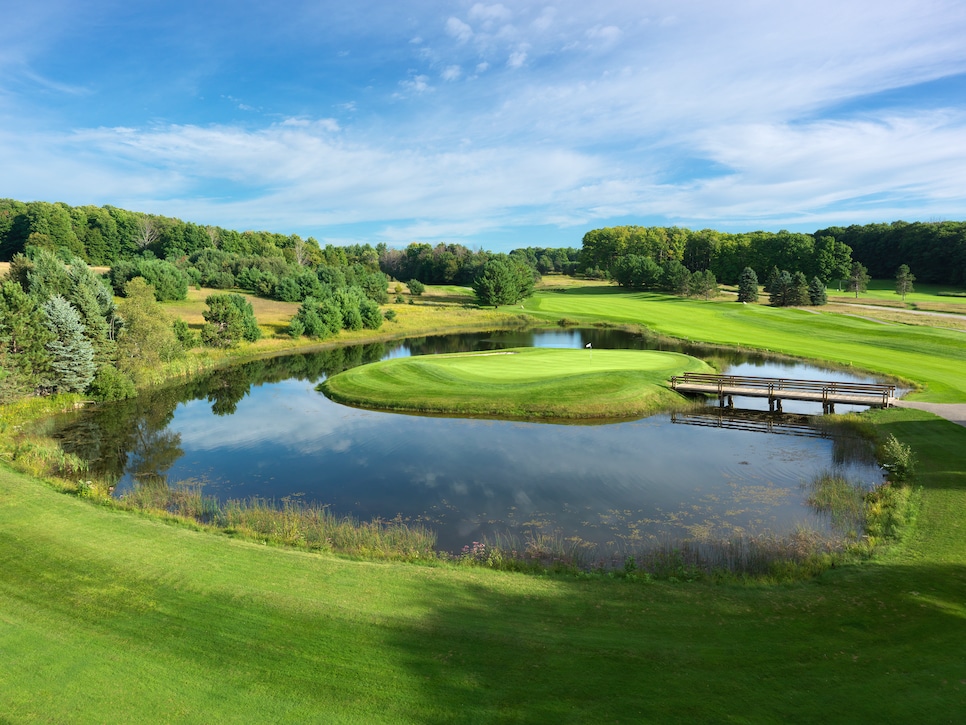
893,400,966,428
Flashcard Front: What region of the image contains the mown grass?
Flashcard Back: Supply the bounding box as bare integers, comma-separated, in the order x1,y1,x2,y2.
321,347,711,420
3,284,966,720
828,278,966,307
2,403,964,722
526,286,966,401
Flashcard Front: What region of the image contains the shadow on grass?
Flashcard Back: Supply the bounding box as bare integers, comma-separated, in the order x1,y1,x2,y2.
2,513,965,721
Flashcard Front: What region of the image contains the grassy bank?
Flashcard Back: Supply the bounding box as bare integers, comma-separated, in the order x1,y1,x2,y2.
1,403,964,721
321,347,711,420
526,286,966,401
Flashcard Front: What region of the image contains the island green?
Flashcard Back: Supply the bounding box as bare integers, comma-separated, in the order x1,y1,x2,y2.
320,347,712,419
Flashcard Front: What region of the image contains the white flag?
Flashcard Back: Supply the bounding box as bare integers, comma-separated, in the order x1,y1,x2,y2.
585,342,592,348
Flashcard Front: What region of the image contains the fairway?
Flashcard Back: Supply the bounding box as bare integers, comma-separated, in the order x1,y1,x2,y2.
525,287,966,402
321,347,711,419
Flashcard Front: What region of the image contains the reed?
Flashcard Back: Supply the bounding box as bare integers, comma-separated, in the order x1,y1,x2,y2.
116,480,438,561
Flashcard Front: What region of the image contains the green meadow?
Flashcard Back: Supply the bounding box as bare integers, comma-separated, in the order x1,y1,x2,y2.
3,285,966,721
321,347,710,419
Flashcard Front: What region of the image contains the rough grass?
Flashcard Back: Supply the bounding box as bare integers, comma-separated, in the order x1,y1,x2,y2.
321,347,711,420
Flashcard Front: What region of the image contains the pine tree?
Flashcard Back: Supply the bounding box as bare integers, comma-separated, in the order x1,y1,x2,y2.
769,270,793,306
790,271,810,306
42,295,96,393
737,267,759,303
846,262,870,298
808,276,828,306
473,259,519,307
200,293,259,347
895,264,915,301
763,266,782,294
0,280,53,391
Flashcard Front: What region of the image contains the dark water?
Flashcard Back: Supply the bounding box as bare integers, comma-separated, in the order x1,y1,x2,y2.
55,329,884,552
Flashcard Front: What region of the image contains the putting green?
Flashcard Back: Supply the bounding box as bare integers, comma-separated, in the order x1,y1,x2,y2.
320,347,711,420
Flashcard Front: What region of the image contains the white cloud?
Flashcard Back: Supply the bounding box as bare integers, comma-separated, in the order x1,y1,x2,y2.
441,65,461,81
586,25,621,47
398,73,432,94
468,4,512,23
506,48,527,69
445,17,473,44
476,61,489,73
532,7,556,32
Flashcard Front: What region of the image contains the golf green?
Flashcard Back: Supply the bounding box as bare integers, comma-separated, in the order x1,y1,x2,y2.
320,347,711,419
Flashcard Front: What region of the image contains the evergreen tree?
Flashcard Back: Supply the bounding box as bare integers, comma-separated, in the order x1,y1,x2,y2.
0,280,53,392
769,270,793,306
763,266,782,294
790,271,810,306
660,259,691,295
201,294,260,348
808,276,828,306
737,267,759,303
42,295,96,393
688,269,718,300
846,262,870,298
473,259,519,307
895,264,915,301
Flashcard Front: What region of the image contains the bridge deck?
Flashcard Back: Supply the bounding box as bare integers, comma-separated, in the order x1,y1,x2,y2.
670,372,895,410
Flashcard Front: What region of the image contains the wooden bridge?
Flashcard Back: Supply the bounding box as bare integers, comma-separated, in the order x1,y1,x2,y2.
670,372,896,413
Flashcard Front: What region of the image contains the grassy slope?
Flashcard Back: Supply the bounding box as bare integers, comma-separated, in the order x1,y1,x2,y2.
526,287,966,401
2,406,965,723
321,348,710,419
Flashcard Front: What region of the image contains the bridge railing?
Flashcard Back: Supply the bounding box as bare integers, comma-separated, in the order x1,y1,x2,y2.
670,372,896,406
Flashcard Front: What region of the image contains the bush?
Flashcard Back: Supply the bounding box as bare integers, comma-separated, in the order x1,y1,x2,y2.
201,293,260,348
881,434,916,484
173,319,199,349
407,279,425,296
88,364,137,401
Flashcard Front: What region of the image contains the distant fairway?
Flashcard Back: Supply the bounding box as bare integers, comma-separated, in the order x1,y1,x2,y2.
321,347,711,419
525,287,966,402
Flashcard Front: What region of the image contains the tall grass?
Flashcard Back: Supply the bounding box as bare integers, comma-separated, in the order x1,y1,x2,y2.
117,480,438,561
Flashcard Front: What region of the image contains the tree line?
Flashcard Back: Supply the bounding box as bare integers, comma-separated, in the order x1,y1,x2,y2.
577,221,966,290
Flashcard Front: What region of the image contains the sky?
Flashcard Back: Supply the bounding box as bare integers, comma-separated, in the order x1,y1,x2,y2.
2,1,966,252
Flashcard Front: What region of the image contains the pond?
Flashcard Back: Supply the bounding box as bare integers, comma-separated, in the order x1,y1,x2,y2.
55,329,884,553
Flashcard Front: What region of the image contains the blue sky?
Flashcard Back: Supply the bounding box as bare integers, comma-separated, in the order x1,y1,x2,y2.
2,1,966,251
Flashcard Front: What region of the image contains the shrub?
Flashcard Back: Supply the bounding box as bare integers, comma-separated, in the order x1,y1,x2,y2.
881,434,916,484
88,364,137,401
173,319,199,349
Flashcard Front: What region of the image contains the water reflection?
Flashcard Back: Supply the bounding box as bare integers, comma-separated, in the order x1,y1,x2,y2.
53,329,884,552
